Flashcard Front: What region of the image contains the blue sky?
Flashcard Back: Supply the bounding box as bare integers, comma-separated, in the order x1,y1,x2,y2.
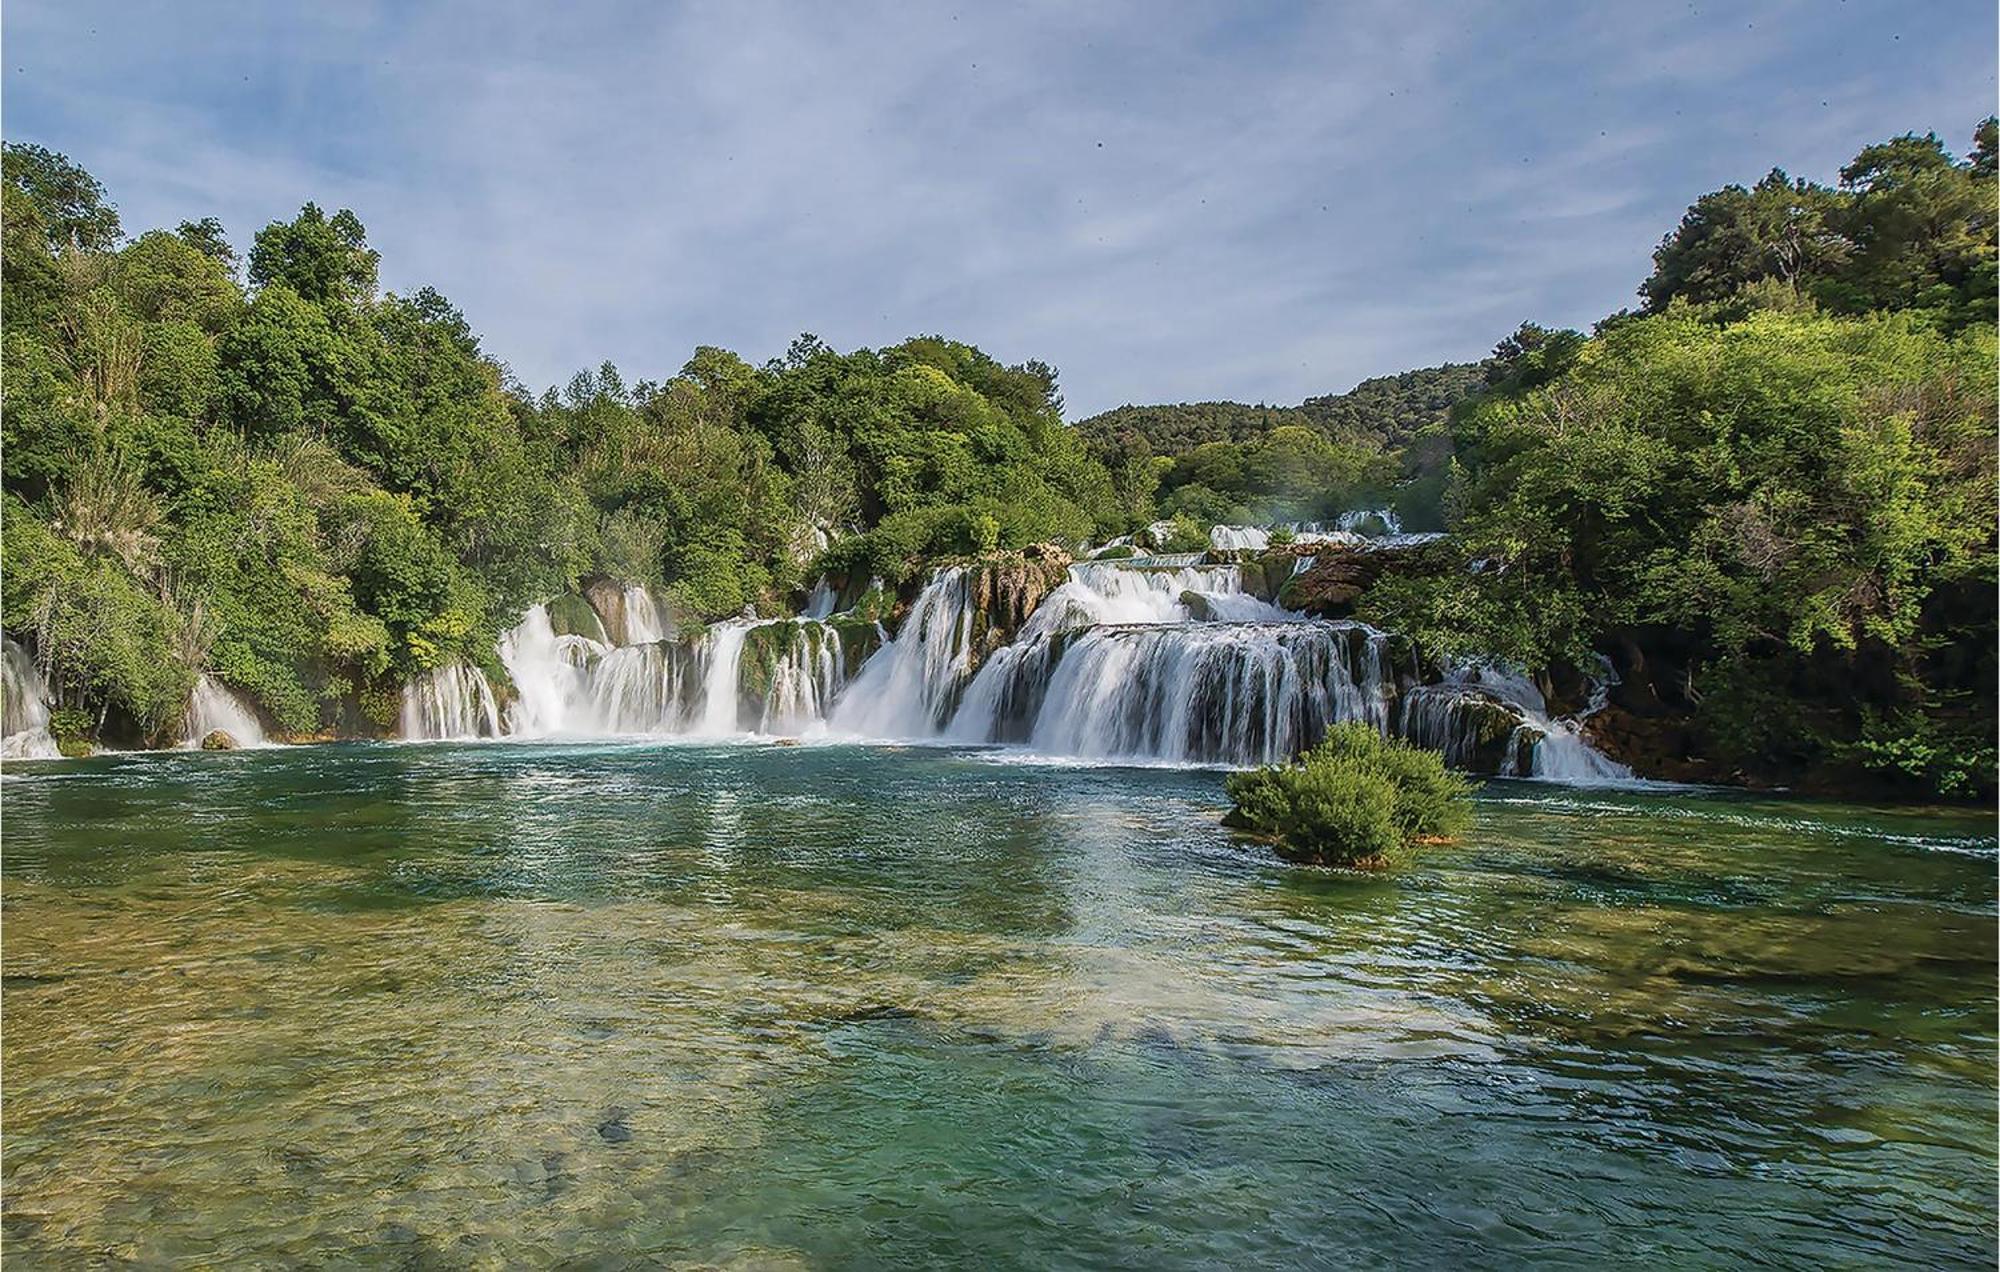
5,1,1994,416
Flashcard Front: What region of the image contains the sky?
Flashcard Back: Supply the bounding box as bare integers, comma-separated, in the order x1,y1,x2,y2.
4,2,1994,418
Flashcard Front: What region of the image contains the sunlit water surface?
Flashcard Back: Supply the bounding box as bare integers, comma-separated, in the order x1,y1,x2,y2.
3,741,1994,1267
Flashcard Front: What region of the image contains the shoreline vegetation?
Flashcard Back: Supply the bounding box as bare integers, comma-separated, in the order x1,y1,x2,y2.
2,120,1993,801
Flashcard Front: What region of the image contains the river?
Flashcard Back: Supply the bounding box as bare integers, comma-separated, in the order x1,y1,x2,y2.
2,740,1993,1266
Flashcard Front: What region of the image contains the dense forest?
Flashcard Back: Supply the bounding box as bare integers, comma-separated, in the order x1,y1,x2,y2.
2,119,1993,796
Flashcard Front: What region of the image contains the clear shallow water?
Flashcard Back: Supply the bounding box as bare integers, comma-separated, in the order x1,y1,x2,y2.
2,742,1993,1268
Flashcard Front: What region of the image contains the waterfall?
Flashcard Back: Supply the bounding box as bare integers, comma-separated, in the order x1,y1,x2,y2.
1334,507,1402,536
696,622,754,734
483,605,859,739
1399,663,1634,783
622,586,667,645
400,662,501,740
949,621,1394,765
498,605,610,735
182,675,268,748
1209,525,1269,551
829,567,976,738
803,576,838,619
381,554,1633,782
2,638,60,759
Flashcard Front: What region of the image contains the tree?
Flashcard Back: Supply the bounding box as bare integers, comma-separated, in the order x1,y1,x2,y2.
1641,169,1849,311
176,217,238,272
248,204,380,307
1830,129,1995,322
2,143,122,252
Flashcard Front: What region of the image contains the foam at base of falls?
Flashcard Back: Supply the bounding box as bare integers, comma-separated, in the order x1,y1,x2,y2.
182,675,269,748
3,638,61,759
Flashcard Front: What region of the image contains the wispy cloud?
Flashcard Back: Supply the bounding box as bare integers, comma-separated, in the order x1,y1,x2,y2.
4,0,1992,415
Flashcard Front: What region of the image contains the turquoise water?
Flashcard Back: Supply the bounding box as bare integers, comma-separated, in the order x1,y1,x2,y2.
3,741,1994,1267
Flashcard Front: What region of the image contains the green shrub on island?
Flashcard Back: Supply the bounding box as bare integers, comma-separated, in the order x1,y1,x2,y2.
1224,724,1474,868
1091,544,1137,560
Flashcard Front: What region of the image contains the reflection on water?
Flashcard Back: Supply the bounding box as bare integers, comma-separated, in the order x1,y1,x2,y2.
3,742,1994,1267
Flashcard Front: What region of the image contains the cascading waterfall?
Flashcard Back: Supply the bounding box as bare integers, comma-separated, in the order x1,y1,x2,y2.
1209,525,1269,551
696,623,754,734
622,586,667,645
481,605,860,739
828,567,975,738
182,675,268,748
950,621,1394,765
497,605,610,735
400,662,502,740
372,512,1633,780
2,638,61,760
1400,663,1634,783
803,576,839,619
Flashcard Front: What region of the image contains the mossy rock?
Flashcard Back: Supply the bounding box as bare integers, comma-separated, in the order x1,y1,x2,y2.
1180,590,1221,622
200,729,238,751
547,593,610,643
828,617,885,675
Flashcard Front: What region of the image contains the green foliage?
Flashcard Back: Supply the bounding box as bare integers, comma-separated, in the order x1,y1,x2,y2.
248,203,379,307
1224,724,1475,867
1843,708,1996,801
3,143,122,252
1364,307,1996,796
1156,514,1210,554
1298,364,1485,446
3,499,196,740
1644,122,1997,331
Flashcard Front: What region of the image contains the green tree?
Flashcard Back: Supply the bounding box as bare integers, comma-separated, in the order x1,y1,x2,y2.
3,142,122,252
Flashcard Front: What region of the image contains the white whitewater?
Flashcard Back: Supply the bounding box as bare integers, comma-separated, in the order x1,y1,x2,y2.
486,604,856,739
2,638,61,759
497,604,610,735
829,567,974,738
1399,663,1634,783
400,662,502,739
182,675,269,748
622,586,667,645
803,576,839,619
696,622,753,734
950,620,1394,765
1209,525,1269,551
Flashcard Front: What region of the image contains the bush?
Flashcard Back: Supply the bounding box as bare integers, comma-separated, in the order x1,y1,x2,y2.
1158,513,1209,554
1224,723,1475,867
1091,544,1137,561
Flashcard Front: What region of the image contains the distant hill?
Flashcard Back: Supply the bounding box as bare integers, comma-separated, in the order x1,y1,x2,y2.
1073,401,1312,456
1298,363,1484,447
1076,362,1483,457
